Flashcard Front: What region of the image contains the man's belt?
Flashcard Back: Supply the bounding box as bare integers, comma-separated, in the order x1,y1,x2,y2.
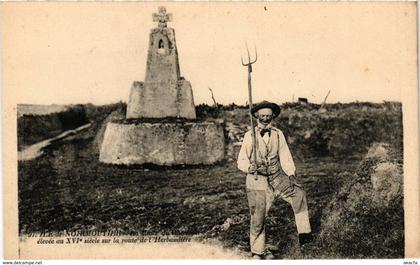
256,166,280,178
255,160,280,175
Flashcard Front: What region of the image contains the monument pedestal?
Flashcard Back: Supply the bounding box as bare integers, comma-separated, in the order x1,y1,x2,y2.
99,121,225,165
126,79,196,119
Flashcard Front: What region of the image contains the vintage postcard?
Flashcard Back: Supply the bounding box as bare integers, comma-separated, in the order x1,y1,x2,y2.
1,2,419,260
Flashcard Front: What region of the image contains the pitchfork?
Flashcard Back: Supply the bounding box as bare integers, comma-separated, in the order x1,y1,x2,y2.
241,44,258,180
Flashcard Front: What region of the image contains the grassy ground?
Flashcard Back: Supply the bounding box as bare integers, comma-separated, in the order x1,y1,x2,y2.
18,123,360,258
18,103,404,258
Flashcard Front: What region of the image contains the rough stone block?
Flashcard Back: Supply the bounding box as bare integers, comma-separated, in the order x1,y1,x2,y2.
176,79,196,119
126,80,196,120
145,28,180,83
99,121,225,165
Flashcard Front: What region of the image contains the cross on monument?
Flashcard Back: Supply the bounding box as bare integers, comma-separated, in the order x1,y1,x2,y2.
153,7,172,28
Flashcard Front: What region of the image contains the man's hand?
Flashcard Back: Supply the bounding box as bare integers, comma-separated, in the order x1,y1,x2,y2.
289,175,302,188
256,165,268,176
248,164,268,175
267,165,279,175
248,163,258,174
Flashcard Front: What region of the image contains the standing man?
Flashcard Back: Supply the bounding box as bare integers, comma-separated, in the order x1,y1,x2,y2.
237,101,312,259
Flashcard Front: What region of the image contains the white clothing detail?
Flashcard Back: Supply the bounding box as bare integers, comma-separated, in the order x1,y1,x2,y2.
295,210,311,234
262,132,270,144
245,174,269,191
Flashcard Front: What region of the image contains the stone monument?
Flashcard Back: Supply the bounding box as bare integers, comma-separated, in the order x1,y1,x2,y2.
99,7,225,166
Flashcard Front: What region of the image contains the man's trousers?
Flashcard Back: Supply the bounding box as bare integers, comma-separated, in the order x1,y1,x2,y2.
246,173,311,255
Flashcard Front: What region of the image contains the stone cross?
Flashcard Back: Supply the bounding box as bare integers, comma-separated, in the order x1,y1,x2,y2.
153,7,172,28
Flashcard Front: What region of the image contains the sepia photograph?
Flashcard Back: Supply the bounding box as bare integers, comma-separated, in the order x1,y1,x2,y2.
1,2,419,260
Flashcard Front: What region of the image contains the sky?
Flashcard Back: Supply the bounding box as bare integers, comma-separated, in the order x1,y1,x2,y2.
2,2,417,105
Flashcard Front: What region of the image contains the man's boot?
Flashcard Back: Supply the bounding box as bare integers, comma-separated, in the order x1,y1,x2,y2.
262,250,275,260
298,233,313,246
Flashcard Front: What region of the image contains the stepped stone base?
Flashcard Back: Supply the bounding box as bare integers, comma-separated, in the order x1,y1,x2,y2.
126,80,196,119
99,121,225,165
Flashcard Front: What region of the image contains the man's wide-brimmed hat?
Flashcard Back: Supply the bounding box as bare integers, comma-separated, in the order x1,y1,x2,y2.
251,101,281,118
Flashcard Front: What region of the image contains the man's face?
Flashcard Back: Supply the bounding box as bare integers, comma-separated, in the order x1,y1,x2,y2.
256,108,273,126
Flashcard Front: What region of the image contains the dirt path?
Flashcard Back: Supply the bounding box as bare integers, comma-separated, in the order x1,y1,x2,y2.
18,236,247,259
18,123,91,161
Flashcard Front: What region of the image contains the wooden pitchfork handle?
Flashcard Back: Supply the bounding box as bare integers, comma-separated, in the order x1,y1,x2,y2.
241,44,258,180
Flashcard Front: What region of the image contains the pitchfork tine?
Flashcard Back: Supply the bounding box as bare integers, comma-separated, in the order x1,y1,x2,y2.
241,43,257,65
246,43,251,63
